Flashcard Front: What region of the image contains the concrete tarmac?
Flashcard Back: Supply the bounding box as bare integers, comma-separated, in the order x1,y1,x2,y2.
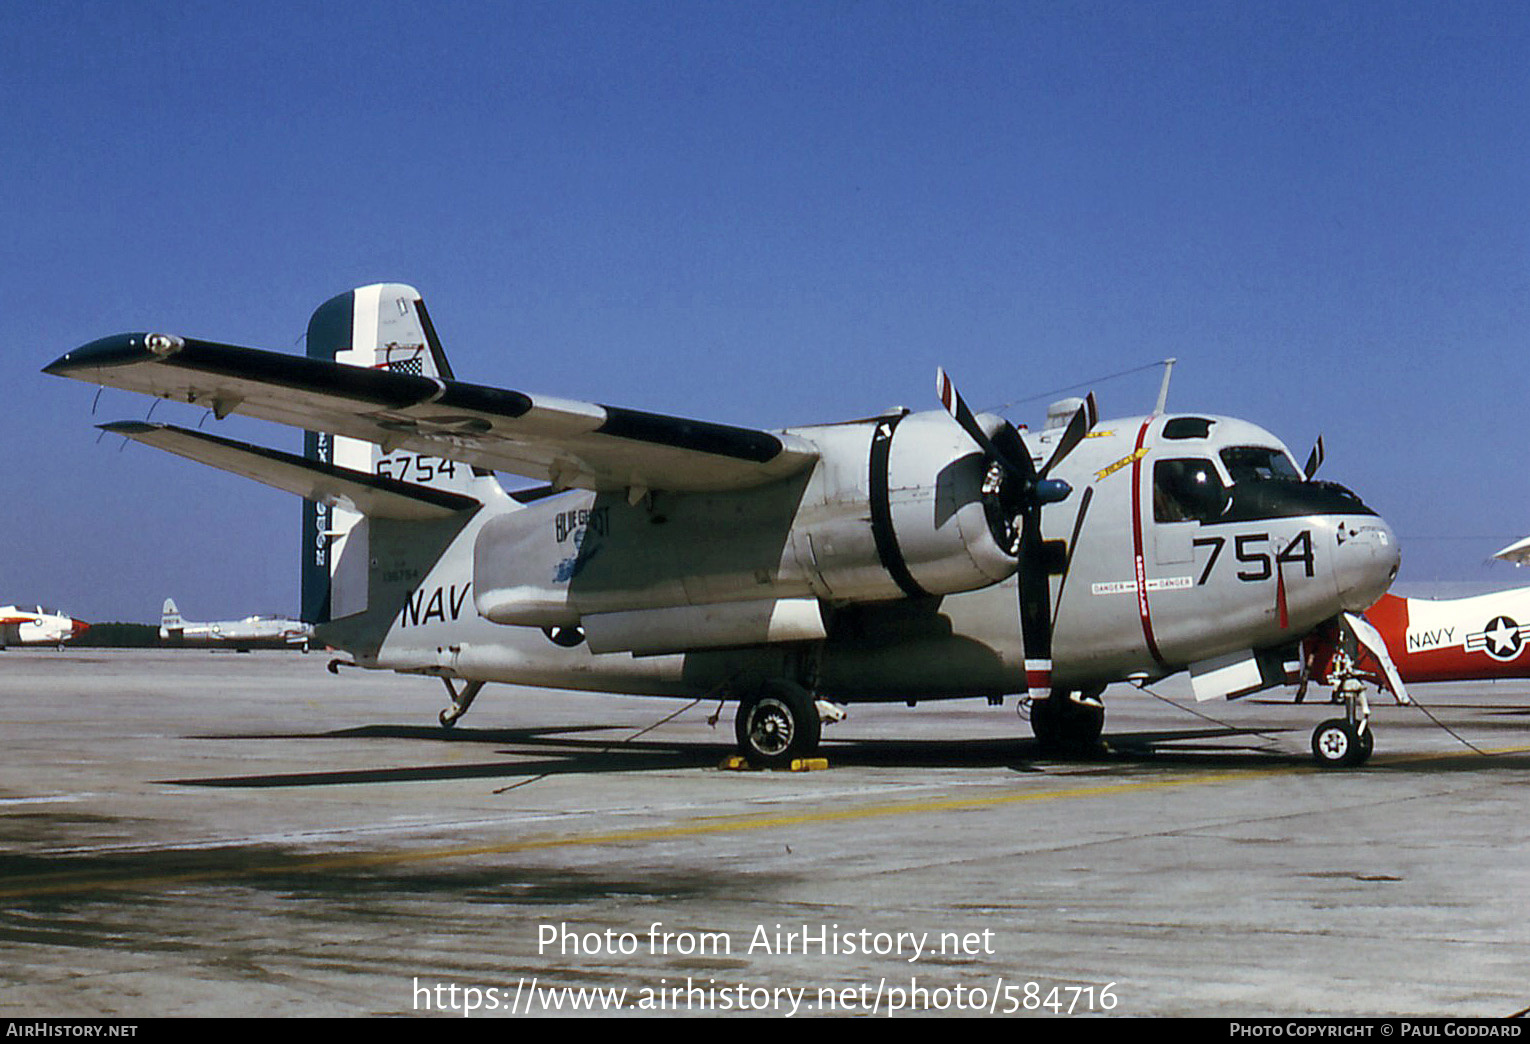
3,648,1529,1018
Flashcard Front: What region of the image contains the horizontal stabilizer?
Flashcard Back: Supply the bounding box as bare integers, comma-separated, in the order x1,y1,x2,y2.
100,422,480,520
49,334,818,495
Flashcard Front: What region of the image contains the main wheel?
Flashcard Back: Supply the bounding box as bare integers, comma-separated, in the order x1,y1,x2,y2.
1030,692,1105,755
1312,718,1367,768
734,680,821,769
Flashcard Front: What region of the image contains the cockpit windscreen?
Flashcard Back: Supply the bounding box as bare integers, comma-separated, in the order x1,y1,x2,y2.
1220,447,1302,485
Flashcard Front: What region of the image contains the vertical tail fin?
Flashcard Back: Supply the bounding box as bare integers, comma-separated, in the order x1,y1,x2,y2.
301,285,490,625
160,598,184,639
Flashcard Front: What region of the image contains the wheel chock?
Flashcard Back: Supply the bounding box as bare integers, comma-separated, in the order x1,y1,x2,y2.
717,755,831,772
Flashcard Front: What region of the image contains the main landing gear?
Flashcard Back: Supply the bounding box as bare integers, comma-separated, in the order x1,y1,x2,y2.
432,671,830,767
733,679,822,769
1029,689,1105,755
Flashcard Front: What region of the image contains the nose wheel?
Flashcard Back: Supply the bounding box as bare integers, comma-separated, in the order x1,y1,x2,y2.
1311,716,1373,768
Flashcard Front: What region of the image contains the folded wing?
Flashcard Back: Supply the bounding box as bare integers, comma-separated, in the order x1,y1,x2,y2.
99,421,481,520
47,334,817,495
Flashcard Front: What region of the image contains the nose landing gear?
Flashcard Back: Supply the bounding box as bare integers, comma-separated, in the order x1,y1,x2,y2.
1309,615,1398,768
1306,611,1411,768
1311,642,1374,767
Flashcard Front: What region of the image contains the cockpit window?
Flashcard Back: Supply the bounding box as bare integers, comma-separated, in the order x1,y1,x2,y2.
1163,417,1214,440
1220,446,1302,484
1153,458,1229,523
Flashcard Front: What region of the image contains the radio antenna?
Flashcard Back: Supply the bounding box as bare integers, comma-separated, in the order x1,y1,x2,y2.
1154,357,1177,415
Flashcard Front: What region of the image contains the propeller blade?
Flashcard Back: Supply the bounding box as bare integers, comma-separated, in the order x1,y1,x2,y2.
1304,435,1325,480
1016,506,1053,701
1040,400,1090,478
936,368,1036,482
938,366,1080,702
1051,485,1094,628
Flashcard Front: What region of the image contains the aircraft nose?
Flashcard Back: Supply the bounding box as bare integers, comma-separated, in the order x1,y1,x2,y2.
71,619,90,636
1332,515,1400,612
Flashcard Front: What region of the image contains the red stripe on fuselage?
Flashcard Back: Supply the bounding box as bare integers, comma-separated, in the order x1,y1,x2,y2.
1129,418,1167,668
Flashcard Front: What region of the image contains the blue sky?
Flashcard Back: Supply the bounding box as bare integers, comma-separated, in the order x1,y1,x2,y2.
5,1,1529,622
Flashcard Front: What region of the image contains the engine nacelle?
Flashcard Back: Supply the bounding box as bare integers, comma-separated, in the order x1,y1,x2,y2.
472,409,1020,649
783,410,1018,602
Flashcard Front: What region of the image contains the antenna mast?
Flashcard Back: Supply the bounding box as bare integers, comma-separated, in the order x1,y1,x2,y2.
1154,357,1177,415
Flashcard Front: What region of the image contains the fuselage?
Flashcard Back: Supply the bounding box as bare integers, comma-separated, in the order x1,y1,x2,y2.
328,409,1398,703
0,606,89,647
1358,588,1530,683
161,618,312,647
161,599,313,649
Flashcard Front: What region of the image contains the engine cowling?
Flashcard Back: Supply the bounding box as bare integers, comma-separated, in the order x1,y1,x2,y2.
783,409,1019,602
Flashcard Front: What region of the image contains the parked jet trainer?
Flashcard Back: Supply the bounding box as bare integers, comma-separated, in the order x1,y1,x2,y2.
47,284,1403,767
1,605,89,649
160,598,313,652
1302,584,1530,687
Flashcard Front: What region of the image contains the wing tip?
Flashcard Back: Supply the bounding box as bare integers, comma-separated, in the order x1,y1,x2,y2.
44,333,156,377
97,420,159,436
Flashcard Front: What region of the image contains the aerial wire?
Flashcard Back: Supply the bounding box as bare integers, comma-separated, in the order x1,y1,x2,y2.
983,358,1175,415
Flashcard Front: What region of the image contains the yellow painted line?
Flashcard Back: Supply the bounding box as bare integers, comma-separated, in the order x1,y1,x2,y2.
0,767,1293,900
1372,742,1530,765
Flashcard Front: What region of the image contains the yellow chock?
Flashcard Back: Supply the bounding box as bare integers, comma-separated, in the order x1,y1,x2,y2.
718,755,831,772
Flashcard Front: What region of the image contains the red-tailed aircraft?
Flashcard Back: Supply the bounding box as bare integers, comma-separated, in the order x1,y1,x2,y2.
1333,588,1530,683
0,605,90,649
1304,537,1530,691
1297,541,1530,767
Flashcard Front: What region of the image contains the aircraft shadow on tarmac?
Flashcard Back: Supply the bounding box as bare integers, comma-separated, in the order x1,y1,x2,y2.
162,723,1309,789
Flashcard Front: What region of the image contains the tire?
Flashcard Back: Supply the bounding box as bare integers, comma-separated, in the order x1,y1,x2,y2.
1031,693,1105,755
1353,724,1375,766
1312,718,1364,768
734,680,821,769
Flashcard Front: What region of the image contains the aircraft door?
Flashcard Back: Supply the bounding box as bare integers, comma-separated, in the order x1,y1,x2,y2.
1155,521,1193,566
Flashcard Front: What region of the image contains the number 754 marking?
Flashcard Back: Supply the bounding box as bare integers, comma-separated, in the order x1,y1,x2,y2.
1193,530,1314,586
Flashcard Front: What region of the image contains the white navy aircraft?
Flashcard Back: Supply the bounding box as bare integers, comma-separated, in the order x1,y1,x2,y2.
160,598,313,651
46,284,1403,767
0,605,89,649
